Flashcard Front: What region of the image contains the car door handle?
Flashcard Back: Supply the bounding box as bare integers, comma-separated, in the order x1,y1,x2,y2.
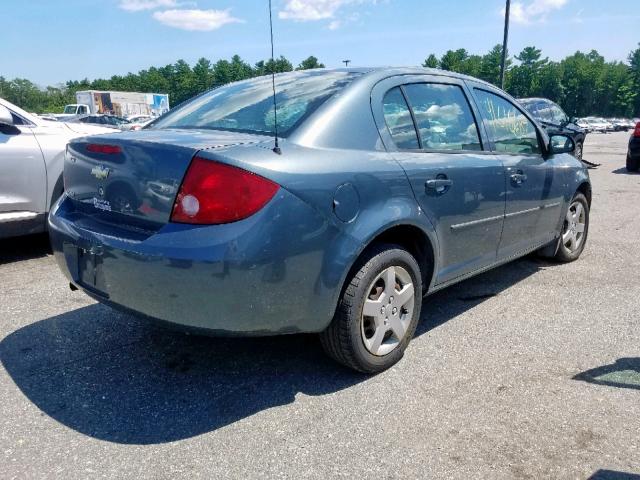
425,178,453,194
510,173,528,185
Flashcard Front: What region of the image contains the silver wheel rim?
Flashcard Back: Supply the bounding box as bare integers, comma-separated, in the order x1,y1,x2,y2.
361,265,415,356
562,201,586,253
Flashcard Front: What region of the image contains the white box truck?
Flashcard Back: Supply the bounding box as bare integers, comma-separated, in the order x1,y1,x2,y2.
58,91,170,119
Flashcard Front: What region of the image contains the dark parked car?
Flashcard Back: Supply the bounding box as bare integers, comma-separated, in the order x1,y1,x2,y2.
627,121,640,172
519,98,587,159
49,68,591,373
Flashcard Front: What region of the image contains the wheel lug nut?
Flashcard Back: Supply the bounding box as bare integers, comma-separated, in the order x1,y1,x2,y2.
380,307,385,314
389,296,394,303
392,307,398,314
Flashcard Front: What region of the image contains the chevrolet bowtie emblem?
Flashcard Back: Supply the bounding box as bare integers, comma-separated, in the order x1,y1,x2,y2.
91,165,111,180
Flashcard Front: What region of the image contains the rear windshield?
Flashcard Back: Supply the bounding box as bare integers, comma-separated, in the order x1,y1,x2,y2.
150,71,361,137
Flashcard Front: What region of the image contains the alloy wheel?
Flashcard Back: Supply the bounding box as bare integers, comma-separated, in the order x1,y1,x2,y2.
562,201,586,253
361,265,415,356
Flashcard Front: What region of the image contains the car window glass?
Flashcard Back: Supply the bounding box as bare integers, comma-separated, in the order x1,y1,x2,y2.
474,89,541,155
151,71,362,137
382,87,419,149
549,104,568,124
533,102,552,122
10,112,27,125
403,83,482,151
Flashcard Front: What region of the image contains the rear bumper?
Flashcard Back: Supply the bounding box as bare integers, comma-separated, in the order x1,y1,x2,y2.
48,191,342,335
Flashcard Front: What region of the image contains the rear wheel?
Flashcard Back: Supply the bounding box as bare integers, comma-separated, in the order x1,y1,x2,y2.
627,154,639,172
554,193,589,262
320,245,422,373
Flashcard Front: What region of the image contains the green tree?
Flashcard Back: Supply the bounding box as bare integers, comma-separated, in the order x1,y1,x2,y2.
297,56,325,70
628,43,640,116
479,45,508,86
506,46,548,98
422,54,439,69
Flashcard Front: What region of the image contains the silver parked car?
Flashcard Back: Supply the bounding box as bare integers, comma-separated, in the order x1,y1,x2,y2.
0,98,111,238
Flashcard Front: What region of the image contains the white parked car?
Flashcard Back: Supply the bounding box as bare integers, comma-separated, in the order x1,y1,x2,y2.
0,98,112,239
584,117,610,133
123,114,155,131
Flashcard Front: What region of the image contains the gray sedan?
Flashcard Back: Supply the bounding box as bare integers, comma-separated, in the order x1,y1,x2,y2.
49,68,591,373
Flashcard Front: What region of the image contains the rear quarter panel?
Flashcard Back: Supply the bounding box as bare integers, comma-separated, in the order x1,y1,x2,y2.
198,142,438,324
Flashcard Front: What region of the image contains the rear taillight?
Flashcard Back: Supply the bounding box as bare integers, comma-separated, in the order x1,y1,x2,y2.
170,157,279,225
634,122,640,138
86,144,122,154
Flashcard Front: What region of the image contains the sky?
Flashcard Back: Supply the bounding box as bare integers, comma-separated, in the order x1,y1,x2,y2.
2,0,639,86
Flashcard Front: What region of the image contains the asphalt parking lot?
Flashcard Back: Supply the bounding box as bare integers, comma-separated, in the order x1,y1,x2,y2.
1,131,639,479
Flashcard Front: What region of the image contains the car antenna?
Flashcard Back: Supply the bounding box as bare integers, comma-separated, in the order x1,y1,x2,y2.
268,0,282,155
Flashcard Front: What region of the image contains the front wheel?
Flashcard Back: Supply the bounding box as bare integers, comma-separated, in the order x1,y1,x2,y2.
320,245,422,373
574,141,584,160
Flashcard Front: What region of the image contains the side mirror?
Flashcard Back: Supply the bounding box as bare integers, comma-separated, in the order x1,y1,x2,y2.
549,134,575,155
0,104,14,127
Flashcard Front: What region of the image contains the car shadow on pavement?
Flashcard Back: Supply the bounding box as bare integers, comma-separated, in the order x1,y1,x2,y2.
0,233,51,265
588,470,640,479
573,358,640,391
0,256,546,445
611,167,639,175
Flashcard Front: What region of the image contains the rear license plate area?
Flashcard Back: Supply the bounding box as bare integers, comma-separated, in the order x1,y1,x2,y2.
77,247,109,298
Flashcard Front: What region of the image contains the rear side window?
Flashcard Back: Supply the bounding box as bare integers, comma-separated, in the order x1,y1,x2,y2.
382,87,419,149
474,89,541,155
402,83,482,151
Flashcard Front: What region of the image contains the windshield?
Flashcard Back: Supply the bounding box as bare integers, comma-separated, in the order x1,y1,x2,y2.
150,71,362,136
63,105,77,114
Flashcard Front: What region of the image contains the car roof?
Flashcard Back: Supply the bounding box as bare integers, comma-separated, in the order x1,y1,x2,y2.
517,97,558,105
324,66,498,88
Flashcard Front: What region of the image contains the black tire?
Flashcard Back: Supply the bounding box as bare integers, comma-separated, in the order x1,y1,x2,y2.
554,193,589,263
627,154,639,172
320,244,423,374
574,141,584,160
50,175,64,208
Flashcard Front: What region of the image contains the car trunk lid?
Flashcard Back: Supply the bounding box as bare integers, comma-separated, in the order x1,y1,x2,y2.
65,129,270,231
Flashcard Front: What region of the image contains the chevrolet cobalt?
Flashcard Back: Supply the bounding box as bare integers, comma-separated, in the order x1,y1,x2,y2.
49,68,591,373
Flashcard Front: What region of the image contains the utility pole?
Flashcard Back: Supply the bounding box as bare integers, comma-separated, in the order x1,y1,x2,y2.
499,0,511,89
342,60,351,67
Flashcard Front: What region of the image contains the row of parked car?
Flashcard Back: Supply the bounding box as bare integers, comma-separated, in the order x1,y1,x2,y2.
38,112,156,131
576,117,638,133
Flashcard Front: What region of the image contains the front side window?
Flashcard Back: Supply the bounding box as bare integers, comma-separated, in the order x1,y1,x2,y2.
474,89,541,155
382,87,419,149
151,71,361,137
402,83,482,151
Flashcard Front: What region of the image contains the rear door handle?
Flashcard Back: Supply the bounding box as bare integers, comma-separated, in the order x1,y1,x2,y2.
425,178,453,194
